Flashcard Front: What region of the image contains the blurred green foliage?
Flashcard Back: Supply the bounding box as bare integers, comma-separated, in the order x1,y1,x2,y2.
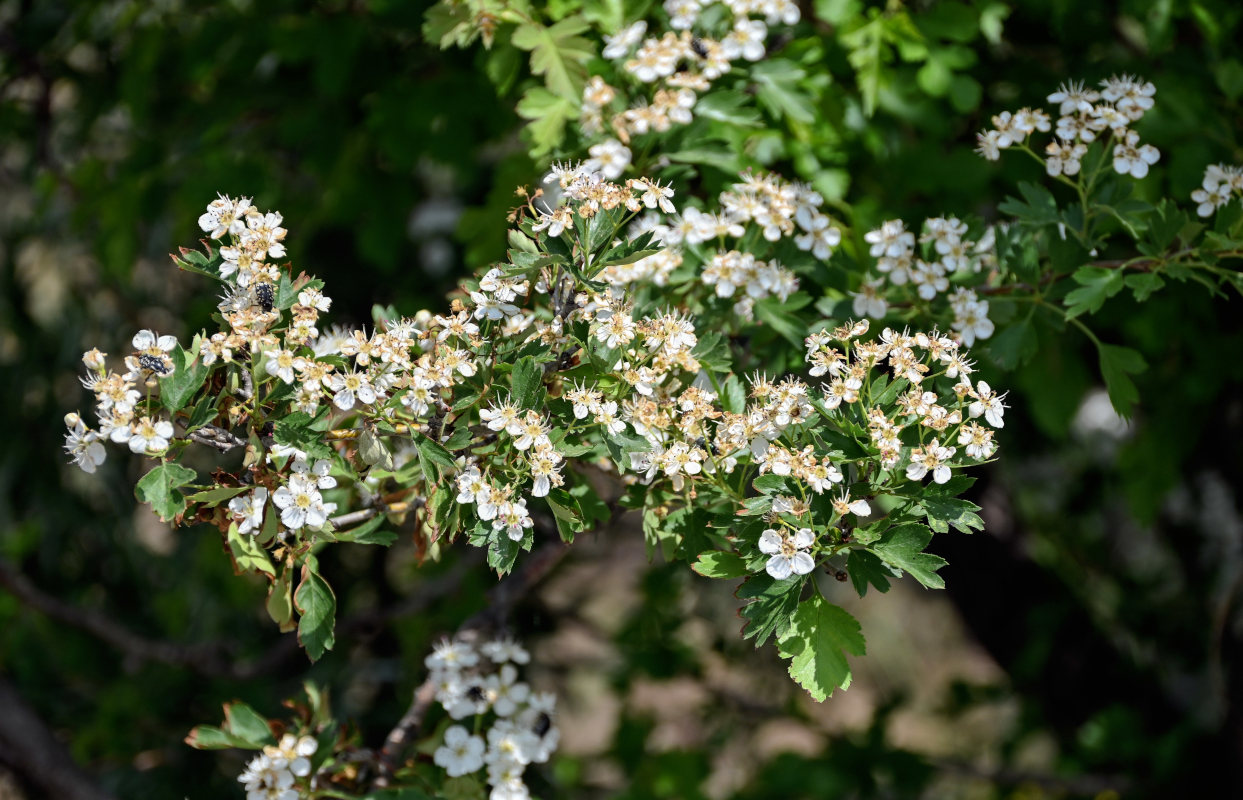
3,0,1243,797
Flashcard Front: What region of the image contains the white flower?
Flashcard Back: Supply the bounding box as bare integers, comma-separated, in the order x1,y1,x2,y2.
831,492,871,517
493,499,534,542
1112,129,1160,178
264,734,318,778
265,348,299,384
63,414,106,473
952,300,995,346
297,287,332,312
292,457,336,490
128,415,174,455
1048,80,1099,114
481,636,530,665
457,466,490,504
435,726,486,777
485,664,531,717
237,753,297,800
585,139,631,180
228,487,269,535
601,20,647,59
906,439,957,484
471,291,520,320
425,638,479,673
1192,182,1232,217
330,370,377,410
486,720,539,766
594,400,626,435
758,527,816,580
851,278,888,319
969,381,1007,428
272,474,335,530
199,194,252,239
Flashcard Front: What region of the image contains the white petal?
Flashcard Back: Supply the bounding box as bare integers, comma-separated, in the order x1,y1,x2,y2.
765,555,793,580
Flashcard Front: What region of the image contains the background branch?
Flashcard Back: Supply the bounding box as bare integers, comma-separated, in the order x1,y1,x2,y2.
0,677,117,800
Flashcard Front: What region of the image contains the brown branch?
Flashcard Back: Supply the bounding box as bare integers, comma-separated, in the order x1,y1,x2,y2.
186,423,247,453
0,677,117,800
0,555,471,680
373,535,572,786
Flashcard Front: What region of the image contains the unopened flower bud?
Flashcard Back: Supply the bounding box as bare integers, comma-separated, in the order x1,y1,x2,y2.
82,348,107,370
64,412,82,428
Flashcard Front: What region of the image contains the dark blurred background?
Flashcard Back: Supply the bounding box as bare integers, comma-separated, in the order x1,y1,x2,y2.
2,0,1242,797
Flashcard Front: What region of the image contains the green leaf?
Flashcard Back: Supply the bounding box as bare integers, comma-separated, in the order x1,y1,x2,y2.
511,16,593,101
273,411,333,460
184,724,257,750
223,701,276,746
415,433,458,481
777,594,866,701
515,87,576,156
1098,343,1147,419
546,488,583,542
753,474,787,494
847,549,893,597
692,551,748,579
358,427,394,470
185,484,250,507
172,246,223,281
870,523,947,589
986,318,1038,369
135,463,197,521
998,181,1059,226
695,90,763,127
602,428,650,471
691,330,732,372
267,567,294,631
737,573,803,647
469,524,525,575
511,356,545,410
755,296,806,347
333,515,398,546
227,522,276,577
721,374,747,414
1064,266,1124,318
158,342,209,413
922,496,984,534
1125,272,1166,302
295,560,337,661
752,60,815,124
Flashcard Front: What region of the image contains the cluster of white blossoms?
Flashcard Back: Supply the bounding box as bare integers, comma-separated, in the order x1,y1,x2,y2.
583,1,797,144
63,330,185,471
426,636,558,800
602,319,1006,537
853,217,994,343
976,75,1160,179
236,733,317,800
613,171,839,319
1191,163,1243,217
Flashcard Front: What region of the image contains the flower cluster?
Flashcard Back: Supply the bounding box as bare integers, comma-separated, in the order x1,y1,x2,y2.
976,75,1160,179
585,1,798,147
426,636,558,800
850,217,996,345
236,733,318,800
1191,163,1243,217
64,330,183,468
612,171,840,320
